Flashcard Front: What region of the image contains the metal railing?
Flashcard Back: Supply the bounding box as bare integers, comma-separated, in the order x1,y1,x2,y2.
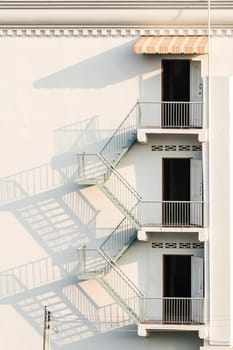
77,153,141,226
77,248,144,322
138,101,203,129
100,158,141,225
77,153,107,181
100,217,137,262
77,249,206,326
140,297,205,324
139,200,204,227
100,103,138,165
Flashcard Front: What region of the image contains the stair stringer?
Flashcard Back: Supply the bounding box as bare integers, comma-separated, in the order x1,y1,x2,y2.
98,276,141,324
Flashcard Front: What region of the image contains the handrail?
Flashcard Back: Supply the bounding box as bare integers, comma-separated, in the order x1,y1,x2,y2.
101,251,144,298
100,102,138,159
98,154,142,200
139,101,203,104
139,200,204,227
100,217,137,261
140,200,204,203
137,100,203,128
140,297,205,324
78,247,206,324
77,247,144,298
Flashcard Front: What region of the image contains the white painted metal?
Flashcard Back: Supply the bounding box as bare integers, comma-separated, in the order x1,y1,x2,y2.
190,159,203,226
190,61,203,127
191,256,204,323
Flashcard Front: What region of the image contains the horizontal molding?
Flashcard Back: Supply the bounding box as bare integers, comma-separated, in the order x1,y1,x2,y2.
0,8,233,26
0,26,233,37
1,1,233,10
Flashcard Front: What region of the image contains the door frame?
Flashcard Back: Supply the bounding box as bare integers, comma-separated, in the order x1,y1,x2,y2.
162,254,192,298
162,254,192,323
162,157,192,226
161,59,191,102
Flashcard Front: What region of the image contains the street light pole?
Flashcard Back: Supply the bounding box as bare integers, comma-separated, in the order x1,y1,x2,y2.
43,306,47,350
43,306,51,350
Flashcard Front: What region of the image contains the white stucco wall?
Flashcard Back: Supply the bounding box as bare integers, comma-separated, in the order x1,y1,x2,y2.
0,36,204,350
207,36,233,346
118,232,203,297
118,134,202,200
0,31,233,350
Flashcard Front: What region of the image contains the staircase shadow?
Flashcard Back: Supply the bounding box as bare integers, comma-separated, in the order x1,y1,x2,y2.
0,271,132,349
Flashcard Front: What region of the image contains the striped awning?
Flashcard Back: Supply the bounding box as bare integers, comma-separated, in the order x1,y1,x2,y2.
134,36,208,55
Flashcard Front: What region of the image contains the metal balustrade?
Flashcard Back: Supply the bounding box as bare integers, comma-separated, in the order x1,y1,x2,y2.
139,200,204,227
77,249,205,325
100,217,137,262
100,103,138,166
140,297,205,324
102,264,143,322
77,153,108,182
138,101,203,128
76,101,205,325
100,167,140,225
77,153,141,226
77,248,144,322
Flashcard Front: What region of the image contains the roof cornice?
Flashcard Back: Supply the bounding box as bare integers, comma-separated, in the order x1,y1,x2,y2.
0,1,233,26
1,1,233,10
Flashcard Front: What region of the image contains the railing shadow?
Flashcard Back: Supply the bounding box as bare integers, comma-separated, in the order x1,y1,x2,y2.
12,188,98,254
0,263,132,349
0,112,137,347
53,115,114,156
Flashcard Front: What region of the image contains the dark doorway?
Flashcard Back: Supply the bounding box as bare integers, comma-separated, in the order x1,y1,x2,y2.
163,255,191,323
162,60,190,127
163,158,190,226
162,60,190,102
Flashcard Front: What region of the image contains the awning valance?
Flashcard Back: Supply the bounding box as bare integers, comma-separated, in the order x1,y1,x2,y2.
134,36,208,55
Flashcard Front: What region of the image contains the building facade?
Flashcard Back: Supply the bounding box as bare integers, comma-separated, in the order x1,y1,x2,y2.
0,1,233,350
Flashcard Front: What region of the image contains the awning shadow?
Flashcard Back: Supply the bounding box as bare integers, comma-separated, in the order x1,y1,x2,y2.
34,40,154,89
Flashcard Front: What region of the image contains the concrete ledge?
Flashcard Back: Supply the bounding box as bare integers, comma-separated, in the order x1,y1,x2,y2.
138,323,208,339
201,347,232,350
137,128,207,144
140,226,208,241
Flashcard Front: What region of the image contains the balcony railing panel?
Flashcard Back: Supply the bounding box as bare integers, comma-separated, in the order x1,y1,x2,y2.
140,297,205,324
138,101,203,129
139,201,204,227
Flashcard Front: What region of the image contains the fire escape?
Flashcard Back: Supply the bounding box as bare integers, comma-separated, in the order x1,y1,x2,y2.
76,99,207,335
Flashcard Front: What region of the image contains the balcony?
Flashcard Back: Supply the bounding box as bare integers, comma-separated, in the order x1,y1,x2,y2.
139,201,204,228
138,101,203,128
140,297,205,325
136,101,206,143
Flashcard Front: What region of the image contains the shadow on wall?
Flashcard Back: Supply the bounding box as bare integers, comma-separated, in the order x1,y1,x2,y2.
53,115,114,156
34,40,153,89
0,47,160,347
0,275,132,349
52,115,115,173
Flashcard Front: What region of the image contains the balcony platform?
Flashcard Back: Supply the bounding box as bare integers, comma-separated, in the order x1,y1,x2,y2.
137,323,208,338
138,226,208,242
137,127,207,144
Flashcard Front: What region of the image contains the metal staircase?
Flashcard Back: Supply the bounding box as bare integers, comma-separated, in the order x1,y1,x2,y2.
77,103,145,322
77,247,143,323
